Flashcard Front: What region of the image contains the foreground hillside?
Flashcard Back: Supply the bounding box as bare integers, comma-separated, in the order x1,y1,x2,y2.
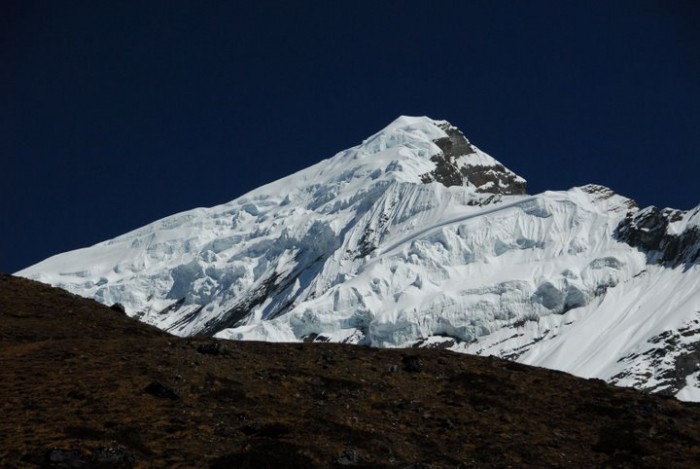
2,273,700,468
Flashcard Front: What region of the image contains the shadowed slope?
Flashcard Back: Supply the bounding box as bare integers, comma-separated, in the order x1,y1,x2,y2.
1,273,700,468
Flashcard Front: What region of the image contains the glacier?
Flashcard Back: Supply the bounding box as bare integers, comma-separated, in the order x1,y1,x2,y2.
17,116,700,401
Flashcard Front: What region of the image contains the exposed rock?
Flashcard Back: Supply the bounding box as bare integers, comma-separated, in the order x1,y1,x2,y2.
197,341,229,356
91,445,135,467
615,206,700,267
110,303,126,314
144,381,179,400
45,446,134,468
46,448,87,468
402,355,424,372
420,123,526,195
614,319,700,396
336,448,361,466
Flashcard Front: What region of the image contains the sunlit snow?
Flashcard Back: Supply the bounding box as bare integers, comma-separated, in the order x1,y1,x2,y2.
17,116,700,401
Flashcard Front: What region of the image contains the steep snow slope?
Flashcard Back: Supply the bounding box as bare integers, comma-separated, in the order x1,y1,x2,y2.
17,116,700,401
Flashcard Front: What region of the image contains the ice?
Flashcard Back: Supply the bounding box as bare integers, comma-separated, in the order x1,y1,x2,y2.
16,115,700,401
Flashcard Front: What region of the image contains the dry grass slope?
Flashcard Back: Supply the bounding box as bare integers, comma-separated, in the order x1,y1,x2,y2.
1,273,700,468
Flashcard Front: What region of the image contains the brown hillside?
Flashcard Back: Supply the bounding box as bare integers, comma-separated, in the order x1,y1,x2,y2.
1,273,699,468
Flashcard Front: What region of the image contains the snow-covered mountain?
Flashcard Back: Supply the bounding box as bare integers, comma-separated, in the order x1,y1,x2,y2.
17,116,700,401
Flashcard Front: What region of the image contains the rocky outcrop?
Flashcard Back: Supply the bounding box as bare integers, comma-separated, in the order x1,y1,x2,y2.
615,206,700,268
613,316,700,396
421,123,527,195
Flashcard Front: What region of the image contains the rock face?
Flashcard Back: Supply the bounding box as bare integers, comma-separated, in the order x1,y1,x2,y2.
616,205,700,267
420,122,527,195
16,116,700,402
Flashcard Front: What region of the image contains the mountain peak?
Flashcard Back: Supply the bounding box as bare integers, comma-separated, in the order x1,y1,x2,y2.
16,116,700,402
360,116,527,194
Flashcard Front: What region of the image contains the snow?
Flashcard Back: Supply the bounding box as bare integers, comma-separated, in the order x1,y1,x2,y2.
16,115,700,401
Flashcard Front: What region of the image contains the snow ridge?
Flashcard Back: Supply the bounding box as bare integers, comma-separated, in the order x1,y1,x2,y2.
17,116,700,401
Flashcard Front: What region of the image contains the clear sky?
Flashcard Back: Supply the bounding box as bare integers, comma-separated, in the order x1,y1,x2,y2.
2,1,699,273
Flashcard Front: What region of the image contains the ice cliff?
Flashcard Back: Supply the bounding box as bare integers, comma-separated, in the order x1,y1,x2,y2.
18,116,700,401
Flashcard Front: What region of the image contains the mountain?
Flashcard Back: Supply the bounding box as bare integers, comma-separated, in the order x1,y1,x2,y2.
17,116,700,401
3,273,700,467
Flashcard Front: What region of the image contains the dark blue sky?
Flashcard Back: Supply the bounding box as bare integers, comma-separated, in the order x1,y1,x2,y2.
2,1,699,273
